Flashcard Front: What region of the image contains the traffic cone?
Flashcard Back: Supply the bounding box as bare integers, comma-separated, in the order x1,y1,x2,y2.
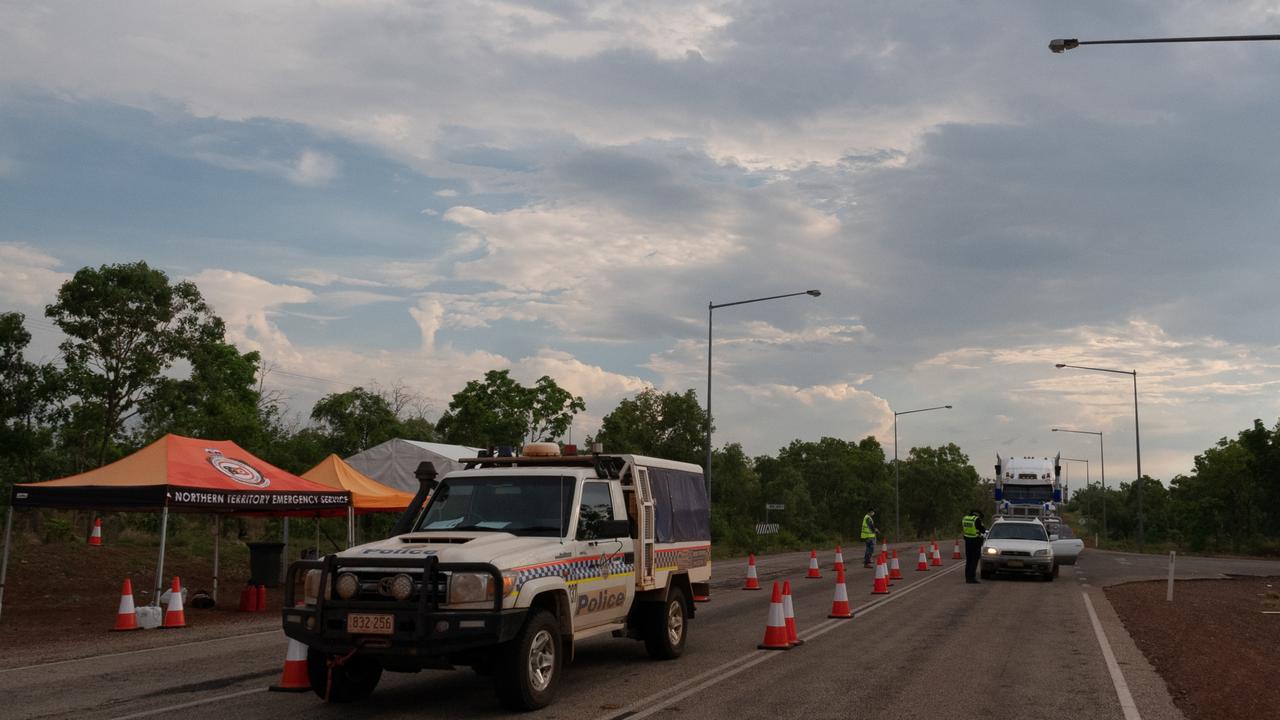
782,581,803,646
806,550,822,579
256,584,268,612
744,554,762,590
89,518,103,546
829,567,853,619
161,576,186,628
871,556,890,594
953,539,963,560
269,636,312,692
889,550,903,580
833,545,845,571
916,546,929,572
931,544,943,567
111,578,139,631
758,582,791,650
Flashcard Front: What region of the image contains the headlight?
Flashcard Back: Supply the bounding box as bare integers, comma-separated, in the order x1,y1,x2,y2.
984,547,999,556
335,572,359,600
390,573,414,602
448,573,493,604
1034,549,1051,557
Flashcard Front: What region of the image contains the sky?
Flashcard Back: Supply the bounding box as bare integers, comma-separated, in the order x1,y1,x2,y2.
3,1,1280,488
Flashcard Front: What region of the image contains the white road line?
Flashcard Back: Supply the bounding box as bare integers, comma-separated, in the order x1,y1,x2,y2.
1082,592,1141,720
108,688,266,720
0,629,280,675
599,564,963,720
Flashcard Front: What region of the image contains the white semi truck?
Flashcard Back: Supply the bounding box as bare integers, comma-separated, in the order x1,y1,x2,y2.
993,453,1062,518
282,445,710,711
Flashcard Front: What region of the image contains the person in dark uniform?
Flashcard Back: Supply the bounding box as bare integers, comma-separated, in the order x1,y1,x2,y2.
962,509,988,583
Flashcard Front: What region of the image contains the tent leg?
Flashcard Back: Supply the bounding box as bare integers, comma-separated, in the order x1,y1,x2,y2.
0,507,14,622
281,517,289,585
212,515,220,607
347,507,354,549
154,506,170,606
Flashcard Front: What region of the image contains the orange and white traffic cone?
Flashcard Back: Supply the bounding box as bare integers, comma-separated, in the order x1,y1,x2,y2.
916,546,929,572
871,556,890,594
829,567,853,619
744,554,762,590
953,539,963,560
931,544,943,567
889,549,903,580
111,578,139,631
161,576,186,628
269,636,312,692
758,582,791,650
833,545,845,571
89,518,103,546
805,549,822,579
782,581,803,646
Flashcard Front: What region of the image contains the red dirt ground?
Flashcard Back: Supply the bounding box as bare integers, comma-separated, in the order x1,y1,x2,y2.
1106,576,1280,720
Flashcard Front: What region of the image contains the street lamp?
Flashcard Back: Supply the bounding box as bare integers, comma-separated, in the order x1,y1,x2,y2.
1050,34,1280,53
893,404,952,543
1055,363,1142,550
1053,428,1106,539
705,289,821,495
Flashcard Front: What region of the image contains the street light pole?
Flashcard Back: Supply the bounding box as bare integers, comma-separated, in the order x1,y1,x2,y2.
1061,457,1089,503
705,289,821,497
1050,34,1280,53
1053,428,1105,539
1055,363,1142,550
892,404,952,543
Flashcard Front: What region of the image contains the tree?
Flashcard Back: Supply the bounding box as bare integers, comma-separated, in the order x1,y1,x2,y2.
591,388,707,466
310,387,403,457
137,341,266,447
897,443,982,539
0,312,63,490
46,262,221,467
436,370,584,448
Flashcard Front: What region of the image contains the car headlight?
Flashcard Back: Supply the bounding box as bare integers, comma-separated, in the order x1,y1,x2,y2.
448,573,493,604
335,572,360,600
1034,549,1052,557
984,546,999,556
390,573,415,602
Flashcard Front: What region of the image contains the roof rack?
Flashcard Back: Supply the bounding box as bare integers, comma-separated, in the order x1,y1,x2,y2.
459,454,626,478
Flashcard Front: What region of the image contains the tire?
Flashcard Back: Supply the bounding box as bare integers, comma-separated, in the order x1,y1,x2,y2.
306,648,382,702
495,609,561,711
643,586,688,660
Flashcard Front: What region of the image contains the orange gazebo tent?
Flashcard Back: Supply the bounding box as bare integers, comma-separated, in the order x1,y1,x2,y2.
302,454,415,512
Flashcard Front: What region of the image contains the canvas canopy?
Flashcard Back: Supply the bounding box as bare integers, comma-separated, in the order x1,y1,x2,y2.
345,439,482,494
10,434,350,513
302,454,415,512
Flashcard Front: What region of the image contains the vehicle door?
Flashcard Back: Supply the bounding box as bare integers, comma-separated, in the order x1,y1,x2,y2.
570,480,635,629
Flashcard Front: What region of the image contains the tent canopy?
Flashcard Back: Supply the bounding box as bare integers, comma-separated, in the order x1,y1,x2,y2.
345,439,482,493
10,434,350,513
302,454,415,512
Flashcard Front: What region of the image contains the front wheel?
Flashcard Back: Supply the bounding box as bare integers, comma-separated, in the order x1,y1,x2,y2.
644,586,688,660
306,648,382,702
495,609,561,711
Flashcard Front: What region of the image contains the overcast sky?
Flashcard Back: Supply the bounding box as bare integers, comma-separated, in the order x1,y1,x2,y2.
3,1,1280,486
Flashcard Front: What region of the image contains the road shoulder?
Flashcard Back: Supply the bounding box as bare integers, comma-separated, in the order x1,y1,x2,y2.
1082,584,1185,720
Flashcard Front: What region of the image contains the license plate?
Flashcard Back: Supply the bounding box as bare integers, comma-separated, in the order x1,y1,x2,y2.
347,613,394,635
1006,560,1024,568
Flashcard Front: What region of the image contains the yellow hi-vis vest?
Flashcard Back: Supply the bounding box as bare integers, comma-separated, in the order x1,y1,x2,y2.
861,514,875,539
962,514,979,538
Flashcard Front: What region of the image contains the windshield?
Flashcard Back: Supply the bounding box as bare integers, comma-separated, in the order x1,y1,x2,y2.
415,475,575,537
988,523,1049,542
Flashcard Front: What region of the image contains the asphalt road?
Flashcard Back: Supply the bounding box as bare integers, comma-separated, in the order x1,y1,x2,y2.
5,545,1278,720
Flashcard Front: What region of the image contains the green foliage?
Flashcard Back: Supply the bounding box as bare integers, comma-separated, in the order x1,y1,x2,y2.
435,370,584,448
310,386,403,457
137,341,265,446
46,261,222,468
591,388,708,465
897,443,981,539
0,312,65,496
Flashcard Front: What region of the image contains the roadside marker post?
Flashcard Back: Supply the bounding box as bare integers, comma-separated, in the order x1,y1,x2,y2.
1166,551,1175,602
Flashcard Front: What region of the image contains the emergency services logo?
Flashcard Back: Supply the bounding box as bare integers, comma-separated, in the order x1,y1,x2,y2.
205,449,270,488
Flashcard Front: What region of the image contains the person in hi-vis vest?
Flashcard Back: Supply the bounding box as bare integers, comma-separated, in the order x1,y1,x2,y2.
860,510,879,567
962,509,988,583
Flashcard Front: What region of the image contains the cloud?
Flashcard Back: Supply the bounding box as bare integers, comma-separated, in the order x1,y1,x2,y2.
0,243,69,310
189,140,340,186
186,269,314,355
433,189,458,197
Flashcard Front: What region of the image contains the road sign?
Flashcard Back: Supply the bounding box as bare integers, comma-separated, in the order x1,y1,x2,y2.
765,503,785,510
755,523,780,535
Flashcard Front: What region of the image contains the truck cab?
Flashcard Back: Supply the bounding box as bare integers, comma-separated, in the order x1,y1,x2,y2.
282,447,710,711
